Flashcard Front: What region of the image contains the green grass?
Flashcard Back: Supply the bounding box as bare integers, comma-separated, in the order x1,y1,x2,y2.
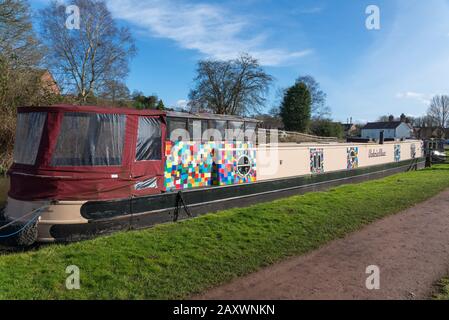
434,278,449,300
1,165,449,299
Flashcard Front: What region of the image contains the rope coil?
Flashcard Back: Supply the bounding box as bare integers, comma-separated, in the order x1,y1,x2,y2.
0,205,49,239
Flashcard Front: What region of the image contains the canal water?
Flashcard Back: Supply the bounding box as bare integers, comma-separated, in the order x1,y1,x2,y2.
0,176,8,207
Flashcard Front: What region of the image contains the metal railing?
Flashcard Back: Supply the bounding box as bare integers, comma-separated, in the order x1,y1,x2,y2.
260,129,339,144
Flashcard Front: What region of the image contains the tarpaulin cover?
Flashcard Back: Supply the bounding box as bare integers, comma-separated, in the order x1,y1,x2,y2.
13,112,47,165
51,112,127,167
136,117,162,161
8,105,166,201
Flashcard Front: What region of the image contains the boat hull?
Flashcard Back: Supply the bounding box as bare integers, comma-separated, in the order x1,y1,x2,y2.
2,157,424,243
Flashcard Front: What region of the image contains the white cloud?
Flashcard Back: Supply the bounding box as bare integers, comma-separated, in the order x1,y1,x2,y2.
395,91,432,105
176,99,188,110
106,0,311,66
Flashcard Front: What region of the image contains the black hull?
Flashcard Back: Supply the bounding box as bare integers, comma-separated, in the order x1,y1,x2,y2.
49,158,425,242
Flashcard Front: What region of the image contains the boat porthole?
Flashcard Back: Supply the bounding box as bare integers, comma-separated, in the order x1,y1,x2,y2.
237,154,252,177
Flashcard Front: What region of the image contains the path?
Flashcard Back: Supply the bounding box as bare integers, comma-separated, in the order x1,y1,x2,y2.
195,189,449,300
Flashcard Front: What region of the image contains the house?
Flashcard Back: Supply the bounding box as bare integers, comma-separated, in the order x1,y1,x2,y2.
341,123,358,137
361,121,413,140
414,127,449,140
37,70,60,95
256,114,284,130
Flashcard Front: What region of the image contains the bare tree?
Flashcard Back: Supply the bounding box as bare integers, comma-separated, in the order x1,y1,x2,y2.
427,95,449,137
0,0,45,111
377,115,391,122
39,0,136,104
98,80,130,106
188,53,273,115
412,115,436,128
0,0,42,69
0,0,58,170
296,75,331,119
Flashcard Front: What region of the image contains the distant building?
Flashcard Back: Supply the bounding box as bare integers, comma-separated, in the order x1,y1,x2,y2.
37,70,60,95
256,114,284,130
361,121,413,140
341,123,358,137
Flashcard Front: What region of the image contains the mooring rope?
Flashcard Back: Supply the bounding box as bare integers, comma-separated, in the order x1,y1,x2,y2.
406,158,420,172
0,205,49,238
173,191,191,222
0,214,39,238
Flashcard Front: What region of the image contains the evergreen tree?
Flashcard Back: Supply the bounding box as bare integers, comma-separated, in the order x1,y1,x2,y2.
310,119,344,138
295,75,330,119
156,100,165,110
280,82,312,132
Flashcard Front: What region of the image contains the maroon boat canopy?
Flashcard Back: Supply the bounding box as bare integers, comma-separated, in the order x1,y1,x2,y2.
9,105,167,201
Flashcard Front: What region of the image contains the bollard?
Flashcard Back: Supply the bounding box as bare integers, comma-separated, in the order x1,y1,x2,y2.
425,153,432,168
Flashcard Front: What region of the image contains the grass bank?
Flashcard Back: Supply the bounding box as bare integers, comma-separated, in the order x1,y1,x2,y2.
434,278,449,300
1,165,449,299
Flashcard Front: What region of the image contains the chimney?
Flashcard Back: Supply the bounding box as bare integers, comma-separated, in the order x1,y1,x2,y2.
379,130,384,145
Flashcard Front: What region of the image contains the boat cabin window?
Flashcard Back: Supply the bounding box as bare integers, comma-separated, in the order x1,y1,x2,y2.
310,149,324,174
13,112,47,165
227,121,244,141
167,116,259,143
51,113,126,166
245,122,257,143
167,118,187,141
206,120,226,141
315,155,321,168
188,119,206,142
136,117,162,161
237,154,251,177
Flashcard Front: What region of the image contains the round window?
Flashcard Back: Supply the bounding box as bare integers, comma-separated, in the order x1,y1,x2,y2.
237,155,252,177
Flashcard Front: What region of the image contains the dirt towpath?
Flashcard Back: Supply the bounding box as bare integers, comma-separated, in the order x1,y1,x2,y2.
195,189,449,300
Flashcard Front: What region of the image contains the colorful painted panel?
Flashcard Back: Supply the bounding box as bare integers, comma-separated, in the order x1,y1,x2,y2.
164,141,256,191
411,144,416,159
213,142,235,186
215,142,257,186
310,148,324,174
394,144,401,162
164,141,215,191
347,147,359,169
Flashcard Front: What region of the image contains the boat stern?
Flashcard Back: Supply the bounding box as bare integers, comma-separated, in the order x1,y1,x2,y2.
2,197,87,244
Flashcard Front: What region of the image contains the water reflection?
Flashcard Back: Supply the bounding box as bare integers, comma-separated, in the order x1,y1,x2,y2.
0,177,9,207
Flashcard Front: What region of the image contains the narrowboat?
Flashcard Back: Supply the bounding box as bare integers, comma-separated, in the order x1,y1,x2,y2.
0,105,425,245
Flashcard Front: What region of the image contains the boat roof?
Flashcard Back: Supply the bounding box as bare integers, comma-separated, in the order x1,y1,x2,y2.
17,105,260,122
167,111,260,123
17,105,165,116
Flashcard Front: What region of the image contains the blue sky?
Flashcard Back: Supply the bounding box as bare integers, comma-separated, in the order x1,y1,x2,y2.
30,0,449,123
